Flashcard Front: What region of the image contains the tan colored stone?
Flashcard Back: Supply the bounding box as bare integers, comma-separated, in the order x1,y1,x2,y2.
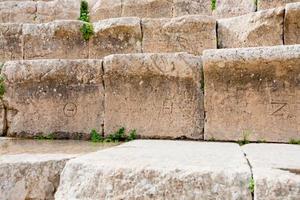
142,15,216,55
173,0,212,17
203,45,300,142
122,0,173,18
23,20,88,59
0,101,5,136
217,7,284,48
0,1,36,23
258,0,300,10
0,23,23,62
284,2,300,45
90,0,122,22
103,53,204,139
89,17,142,59
2,59,104,139
213,0,256,18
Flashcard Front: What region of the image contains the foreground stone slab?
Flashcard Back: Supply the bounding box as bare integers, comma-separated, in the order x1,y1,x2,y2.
258,0,300,10
0,154,74,200
243,144,300,200
0,1,36,23
218,7,284,48
173,0,212,17
142,15,216,55
55,140,252,200
203,45,300,142
284,2,300,45
2,59,104,139
23,20,88,59
103,53,204,139
213,0,256,18
89,17,142,59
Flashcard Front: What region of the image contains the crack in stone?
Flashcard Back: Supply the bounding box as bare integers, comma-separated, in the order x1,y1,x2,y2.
242,150,254,200
278,168,300,175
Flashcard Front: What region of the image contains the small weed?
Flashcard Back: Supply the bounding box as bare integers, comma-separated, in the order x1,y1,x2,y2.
80,22,94,41
248,178,255,193
90,127,138,143
34,133,55,140
238,130,251,146
211,0,216,11
78,0,94,40
289,139,300,145
90,129,103,142
0,76,5,98
127,129,137,141
208,137,216,142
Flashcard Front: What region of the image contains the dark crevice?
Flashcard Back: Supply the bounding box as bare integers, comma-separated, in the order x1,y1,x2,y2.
243,151,254,200
101,61,105,137
215,21,220,49
282,8,286,45
140,19,144,53
1,101,8,136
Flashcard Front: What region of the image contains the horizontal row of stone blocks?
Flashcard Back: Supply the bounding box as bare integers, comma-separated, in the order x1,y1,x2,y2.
1,45,299,142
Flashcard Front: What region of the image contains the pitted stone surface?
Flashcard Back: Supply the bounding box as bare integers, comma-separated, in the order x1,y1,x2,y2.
90,0,122,21
23,20,88,59
173,0,212,17
142,15,216,55
203,45,300,142
103,53,204,139
258,0,300,10
243,144,300,200
284,2,300,45
218,7,284,48
2,59,104,139
0,1,36,23
89,17,142,59
213,0,256,18
55,140,252,200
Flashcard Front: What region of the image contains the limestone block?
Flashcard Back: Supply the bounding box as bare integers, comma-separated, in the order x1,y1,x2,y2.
89,17,142,59
258,0,300,10
243,144,300,199
173,0,212,17
23,20,88,59
218,7,284,48
103,53,204,139
55,140,252,200
0,1,36,23
284,2,300,45
142,15,216,55
122,0,173,18
0,23,23,62
0,101,5,136
213,0,256,18
2,59,104,139
203,45,300,142
90,0,122,22
0,154,74,200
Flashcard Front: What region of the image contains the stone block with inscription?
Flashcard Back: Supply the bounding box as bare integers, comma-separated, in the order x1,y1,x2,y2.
2,59,104,139
103,53,204,139
257,0,300,10
284,2,300,45
203,45,300,143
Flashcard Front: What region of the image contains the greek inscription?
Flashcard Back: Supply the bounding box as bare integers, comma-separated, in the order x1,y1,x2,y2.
63,103,77,117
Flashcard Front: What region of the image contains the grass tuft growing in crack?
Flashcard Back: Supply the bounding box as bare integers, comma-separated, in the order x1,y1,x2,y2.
289,139,300,145
78,0,94,40
90,128,138,143
211,0,216,11
248,177,255,193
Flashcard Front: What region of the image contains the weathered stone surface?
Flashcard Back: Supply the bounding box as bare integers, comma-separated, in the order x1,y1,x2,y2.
173,0,212,17
142,15,216,55
203,45,300,142
0,101,5,136
90,0,122,21
0,23,23,62
284,2,300,45
103,53,203,139
217,7,284,48
89,17,142,59
122,0,173,18
0,1,36,23
23,20,88,59
243,144,300,200
213,0,256,18
258,0,300,10
2,59,104,139
0,154,74,200
55,140,252,200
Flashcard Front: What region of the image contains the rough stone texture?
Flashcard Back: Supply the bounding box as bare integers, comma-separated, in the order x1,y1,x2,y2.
103,53,203,139
258,0,300,10
243,144,300,200
0,101,5,136
142,15,216,55
55,140,252,200
122,0,173,18
2,59,104,139
0,1,36,23
213,0,256,18
284,2,300,45
0,154,74,200
0,23,23,62
173,0,212,17
89,17,142,59
23,20,88,60
217,7,284,48
203,45,300,143
90,0,122,21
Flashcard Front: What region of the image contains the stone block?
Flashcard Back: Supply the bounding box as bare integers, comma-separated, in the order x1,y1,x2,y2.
89,17,142,59
213,0,256,18
203,45,300,142
0,1,37,23
173,0,212,17
284,2,300,45
2,59,104,139
90,0,122,21
103,53,204,139
142,15,216,55
258,0,300,10
217,7,284,48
